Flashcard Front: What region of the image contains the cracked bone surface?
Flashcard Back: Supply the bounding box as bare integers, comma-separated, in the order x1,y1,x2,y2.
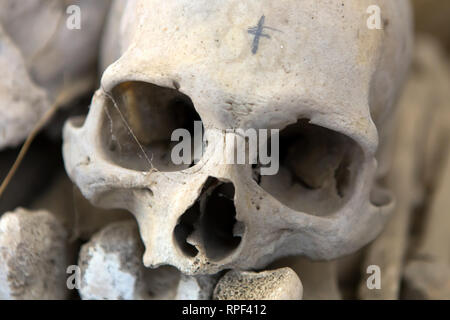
78,220,217,300
0,0,110,149
213,268,302,300
0,208,69,300
63,0,413,275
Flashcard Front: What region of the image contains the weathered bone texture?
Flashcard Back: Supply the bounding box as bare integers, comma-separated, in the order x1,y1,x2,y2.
213,268,302,300
0,0,110,149
78,220,217,300
31,173,132,240
271,257,341,300
0,208,69,299
64,0,413,275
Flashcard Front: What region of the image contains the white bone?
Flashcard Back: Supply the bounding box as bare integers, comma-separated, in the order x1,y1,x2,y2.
78,220,218,300
213,268,303,300
64,0,413,275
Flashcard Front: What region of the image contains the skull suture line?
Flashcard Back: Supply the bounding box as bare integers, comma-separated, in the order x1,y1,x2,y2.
63,0,413,275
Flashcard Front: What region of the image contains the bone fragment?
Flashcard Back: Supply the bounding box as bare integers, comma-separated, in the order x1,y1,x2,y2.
403,148,450,299
78,220,218,300
358,36,450,300
0,208,69,299
78,220,181,300
213,268,303,300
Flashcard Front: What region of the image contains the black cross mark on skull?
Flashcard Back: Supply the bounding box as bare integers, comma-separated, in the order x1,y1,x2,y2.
248,15,282,55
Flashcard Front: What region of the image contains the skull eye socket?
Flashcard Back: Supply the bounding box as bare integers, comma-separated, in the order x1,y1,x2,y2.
253,119,363,216
173,178,243,261
101,81,203,172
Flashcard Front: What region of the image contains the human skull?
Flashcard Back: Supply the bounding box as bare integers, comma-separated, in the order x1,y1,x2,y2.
63,0,413,275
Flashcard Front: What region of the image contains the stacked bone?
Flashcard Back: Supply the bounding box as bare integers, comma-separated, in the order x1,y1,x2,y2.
0,208,302,300
0,0,110,150
1,0,450,300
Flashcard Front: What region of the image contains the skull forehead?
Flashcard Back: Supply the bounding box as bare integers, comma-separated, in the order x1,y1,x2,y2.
104,0,395,112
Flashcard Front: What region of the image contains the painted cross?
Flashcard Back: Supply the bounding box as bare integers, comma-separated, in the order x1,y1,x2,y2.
248,15,281,54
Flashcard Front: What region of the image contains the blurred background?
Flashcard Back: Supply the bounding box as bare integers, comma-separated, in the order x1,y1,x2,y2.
0,0,449,300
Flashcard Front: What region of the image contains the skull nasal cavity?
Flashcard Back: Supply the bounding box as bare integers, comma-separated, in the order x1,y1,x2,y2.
102,81,202,172
173,178,242,261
